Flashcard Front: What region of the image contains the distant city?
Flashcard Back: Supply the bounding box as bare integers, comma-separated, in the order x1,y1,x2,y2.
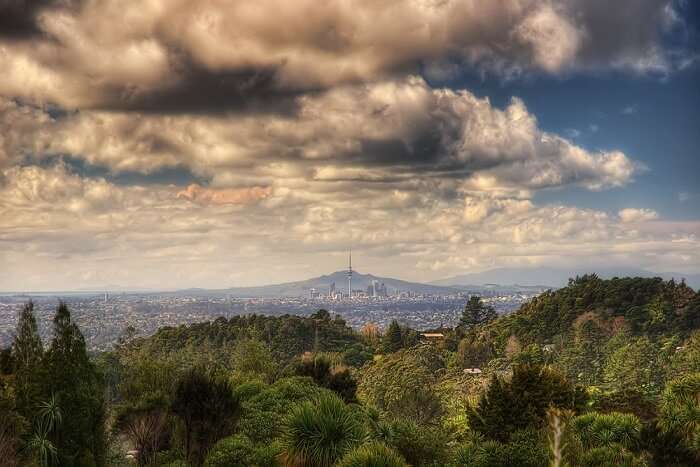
0,287,543,352
0,254,547,350
3,256,697,351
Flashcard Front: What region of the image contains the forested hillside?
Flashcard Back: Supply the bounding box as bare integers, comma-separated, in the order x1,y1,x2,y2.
0,276,698,466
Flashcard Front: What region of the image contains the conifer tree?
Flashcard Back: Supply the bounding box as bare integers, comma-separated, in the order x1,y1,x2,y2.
12,301,43,368
468,364,585,442
12,301,44,417
459,296,496,330
45,301,106,466
382,320,403,353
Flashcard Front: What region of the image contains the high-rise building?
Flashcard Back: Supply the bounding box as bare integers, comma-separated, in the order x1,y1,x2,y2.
347,249,353,299
370,279,380,297
329,281,336,298
378,282,388,297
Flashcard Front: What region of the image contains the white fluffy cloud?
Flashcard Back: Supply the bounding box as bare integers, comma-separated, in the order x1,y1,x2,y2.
0,77,637,194
618,208,660,223
1,162,697,290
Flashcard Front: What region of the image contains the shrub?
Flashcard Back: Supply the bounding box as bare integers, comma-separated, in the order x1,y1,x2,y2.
238,377,327,443
657,373,700,458
204,435,254,467
252,440,283,466
281,393,363,467
578,446,648,467
571,412,642,451
232,380,267,402
451,430,548,467
389,419,448,466
336,442,408,467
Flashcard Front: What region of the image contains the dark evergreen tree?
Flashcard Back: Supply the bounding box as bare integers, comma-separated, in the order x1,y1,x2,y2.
467,364,586,442
12,301,44,419
291,354,358,403
382,320,403,353
171,368,240,467
12,301,43,368
44,301,106,466
459,296,497,330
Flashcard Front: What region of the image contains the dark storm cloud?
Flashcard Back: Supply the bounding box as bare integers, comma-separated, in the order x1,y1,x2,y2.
101,62,307,115
0,0,81,39
1,0,693,113
0,0,52,38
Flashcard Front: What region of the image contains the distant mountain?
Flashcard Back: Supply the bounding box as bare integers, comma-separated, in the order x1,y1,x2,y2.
431,267,700,289
180,270,461,298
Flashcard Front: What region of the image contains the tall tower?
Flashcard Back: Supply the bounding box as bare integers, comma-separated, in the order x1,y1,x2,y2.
347,249,353,299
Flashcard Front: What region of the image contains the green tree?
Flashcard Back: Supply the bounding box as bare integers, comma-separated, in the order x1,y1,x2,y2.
358,346,444,425
468,364,585,442
12,301,43,368
12,301,44,416
457,335,493,368
602,336,662,395
451,430,549,467
231,337,278,383
237,377,328,444
26,423,58,467
290,354,357,403
570,412,642,451
44,302,106,466
281,393,363,467
657,373,700,460
459,296,496,330
557,316,607,386
670,331,700,377
171,368,240,467
388,419,448,466
204,435,254,467
382,321,403,353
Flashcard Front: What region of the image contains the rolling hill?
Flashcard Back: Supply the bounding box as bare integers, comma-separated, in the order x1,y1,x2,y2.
177,270,461,298
431,267,700,289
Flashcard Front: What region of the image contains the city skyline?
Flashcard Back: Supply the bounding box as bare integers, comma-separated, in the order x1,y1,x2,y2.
1,1,699,291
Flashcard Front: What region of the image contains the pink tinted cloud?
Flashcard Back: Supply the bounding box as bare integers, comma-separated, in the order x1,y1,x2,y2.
177,184,272,205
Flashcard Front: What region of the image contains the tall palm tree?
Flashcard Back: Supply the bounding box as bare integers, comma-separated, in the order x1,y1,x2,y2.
26,423,57,467
37,394,62,434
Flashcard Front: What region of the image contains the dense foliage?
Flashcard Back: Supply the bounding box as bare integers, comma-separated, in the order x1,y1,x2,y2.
0,275,698,466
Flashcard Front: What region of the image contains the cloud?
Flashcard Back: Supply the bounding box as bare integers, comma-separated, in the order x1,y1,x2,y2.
0,0,695,290
1,163,697,290
0,0,690,111
618,208,659,222
0,0,76,40
177,184,272,205
621,105,638,115
565,128,582,138
678,192,692,202
0,77,637,194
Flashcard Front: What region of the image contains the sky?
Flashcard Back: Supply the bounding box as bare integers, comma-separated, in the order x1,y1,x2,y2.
1,0,699,291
